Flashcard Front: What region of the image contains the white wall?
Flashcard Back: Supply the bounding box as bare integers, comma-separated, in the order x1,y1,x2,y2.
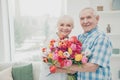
111,57,120,80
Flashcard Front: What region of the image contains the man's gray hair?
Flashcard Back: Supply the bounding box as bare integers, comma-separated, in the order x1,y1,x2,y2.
79,7,98,17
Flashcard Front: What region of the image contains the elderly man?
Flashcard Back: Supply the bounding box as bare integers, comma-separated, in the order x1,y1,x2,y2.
69,7,112,80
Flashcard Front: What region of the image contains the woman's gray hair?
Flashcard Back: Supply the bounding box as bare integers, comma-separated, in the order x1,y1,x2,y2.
57,15,74,27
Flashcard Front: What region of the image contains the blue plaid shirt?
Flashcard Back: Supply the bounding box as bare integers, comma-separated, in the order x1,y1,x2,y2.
77,27,112,80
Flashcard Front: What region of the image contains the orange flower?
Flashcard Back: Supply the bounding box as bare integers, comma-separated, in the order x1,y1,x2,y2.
48,53,53,59
58,50,64,57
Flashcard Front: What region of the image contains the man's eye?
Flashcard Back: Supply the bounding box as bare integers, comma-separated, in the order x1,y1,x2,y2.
80,18,84,20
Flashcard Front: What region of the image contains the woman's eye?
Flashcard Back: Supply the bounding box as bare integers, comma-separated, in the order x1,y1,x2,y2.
66,24,71,27
60,24,64,26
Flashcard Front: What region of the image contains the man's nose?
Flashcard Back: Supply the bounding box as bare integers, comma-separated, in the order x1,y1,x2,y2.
83,18,87,23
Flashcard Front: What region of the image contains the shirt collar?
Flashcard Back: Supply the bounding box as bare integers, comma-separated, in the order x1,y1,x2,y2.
82,26,98,37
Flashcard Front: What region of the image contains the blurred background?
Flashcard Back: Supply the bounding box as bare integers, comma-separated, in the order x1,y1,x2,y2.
0,0,120,79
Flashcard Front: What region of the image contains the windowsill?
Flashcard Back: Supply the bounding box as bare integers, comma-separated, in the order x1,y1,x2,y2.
13,49,42,62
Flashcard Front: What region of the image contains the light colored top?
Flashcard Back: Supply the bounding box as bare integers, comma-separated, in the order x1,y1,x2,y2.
77,27,112,80
39,33,67,80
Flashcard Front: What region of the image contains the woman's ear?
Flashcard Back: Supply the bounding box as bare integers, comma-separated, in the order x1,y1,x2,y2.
72,25,74,29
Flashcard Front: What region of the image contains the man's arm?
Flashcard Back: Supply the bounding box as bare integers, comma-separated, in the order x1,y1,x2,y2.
56,67,77,74
69,63,99,72
56,63,98,73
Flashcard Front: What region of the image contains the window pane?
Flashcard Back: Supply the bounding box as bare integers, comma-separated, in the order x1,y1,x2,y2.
10,0,64,61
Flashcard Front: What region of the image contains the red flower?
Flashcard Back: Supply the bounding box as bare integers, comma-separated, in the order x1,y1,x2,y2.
49,65,56,73
69,36,78,43
42,48,46,52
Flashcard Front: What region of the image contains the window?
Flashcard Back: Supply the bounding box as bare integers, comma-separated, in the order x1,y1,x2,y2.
8,0,66,61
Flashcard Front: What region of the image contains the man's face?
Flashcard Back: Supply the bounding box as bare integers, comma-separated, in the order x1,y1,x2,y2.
58,18,73,38
80,9,99,33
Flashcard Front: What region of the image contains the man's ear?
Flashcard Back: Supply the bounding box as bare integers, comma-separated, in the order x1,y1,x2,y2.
96,15,99,21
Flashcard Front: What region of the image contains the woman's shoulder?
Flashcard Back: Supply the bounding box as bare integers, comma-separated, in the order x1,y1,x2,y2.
47,33,58,41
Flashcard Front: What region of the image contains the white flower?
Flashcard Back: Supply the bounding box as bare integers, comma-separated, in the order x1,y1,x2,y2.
63,51,70,58
54,41,58,47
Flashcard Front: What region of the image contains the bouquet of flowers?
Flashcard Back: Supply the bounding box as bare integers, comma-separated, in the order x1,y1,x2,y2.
42,36,89,80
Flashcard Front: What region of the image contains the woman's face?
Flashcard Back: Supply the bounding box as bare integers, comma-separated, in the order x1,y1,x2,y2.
57,18,73,38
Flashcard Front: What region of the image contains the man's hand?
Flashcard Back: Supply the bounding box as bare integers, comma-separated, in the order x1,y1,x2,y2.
56,67,76,74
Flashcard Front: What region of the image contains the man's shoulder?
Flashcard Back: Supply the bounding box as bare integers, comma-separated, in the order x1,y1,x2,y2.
95,29,108,38
95,30,111,43
78,34,82,37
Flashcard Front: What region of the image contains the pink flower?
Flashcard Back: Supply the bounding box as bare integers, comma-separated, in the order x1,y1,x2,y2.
53,53,58,60
64,60,72,67
70,43,76,51
81,56,88,64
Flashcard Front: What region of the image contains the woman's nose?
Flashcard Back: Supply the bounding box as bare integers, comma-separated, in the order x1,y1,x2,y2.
63,25,67,29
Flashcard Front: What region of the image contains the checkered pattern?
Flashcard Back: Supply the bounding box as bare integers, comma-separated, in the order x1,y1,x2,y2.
77,27,112,80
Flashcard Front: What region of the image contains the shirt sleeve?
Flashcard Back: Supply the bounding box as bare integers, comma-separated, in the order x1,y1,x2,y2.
89,36,112,67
